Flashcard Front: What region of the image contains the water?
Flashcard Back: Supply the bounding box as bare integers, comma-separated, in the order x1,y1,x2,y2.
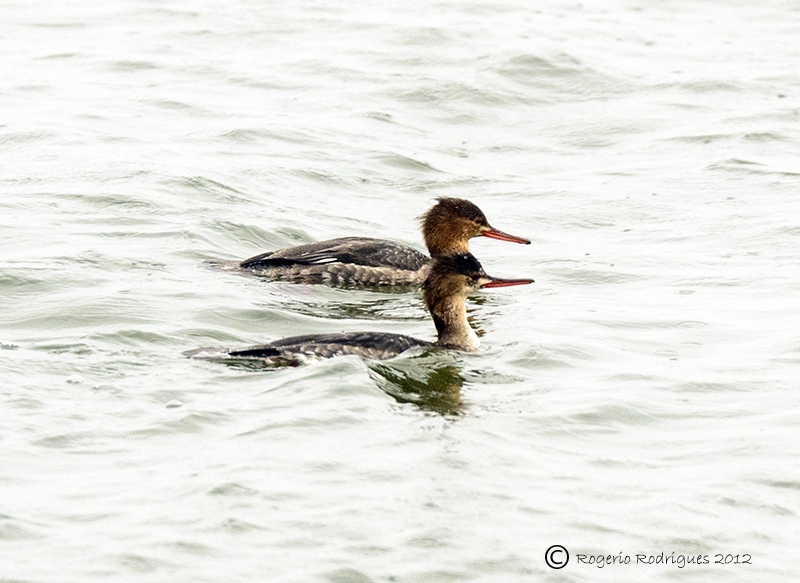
2,0,799,581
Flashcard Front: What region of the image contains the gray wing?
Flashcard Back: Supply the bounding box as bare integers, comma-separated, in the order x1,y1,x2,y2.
239,237,429,272
227,332,430,361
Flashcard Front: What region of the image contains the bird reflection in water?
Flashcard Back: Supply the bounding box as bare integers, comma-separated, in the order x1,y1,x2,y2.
368,352,466,416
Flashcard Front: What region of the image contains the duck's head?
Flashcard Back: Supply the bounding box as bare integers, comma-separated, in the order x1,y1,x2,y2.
419,197,531,256
421,253,533,350
422,253,534,303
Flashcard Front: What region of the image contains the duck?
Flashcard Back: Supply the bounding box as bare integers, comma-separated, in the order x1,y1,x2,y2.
187,253,533,366
229,197,530,287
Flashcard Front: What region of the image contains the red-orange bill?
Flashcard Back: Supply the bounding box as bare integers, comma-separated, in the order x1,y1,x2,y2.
481,227,531,245
481,277,534,288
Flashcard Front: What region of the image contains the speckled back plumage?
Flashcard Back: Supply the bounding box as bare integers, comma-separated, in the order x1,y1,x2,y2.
238,236,429,286
187,332,430,366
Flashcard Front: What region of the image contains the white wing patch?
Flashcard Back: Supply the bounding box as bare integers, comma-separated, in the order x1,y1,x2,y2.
308,257,339,264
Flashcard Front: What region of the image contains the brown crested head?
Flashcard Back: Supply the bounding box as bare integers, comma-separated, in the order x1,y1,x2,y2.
422,253,533,350
419,198,490,255
422,253,486,307
422,252,533,308
418,197,531,256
